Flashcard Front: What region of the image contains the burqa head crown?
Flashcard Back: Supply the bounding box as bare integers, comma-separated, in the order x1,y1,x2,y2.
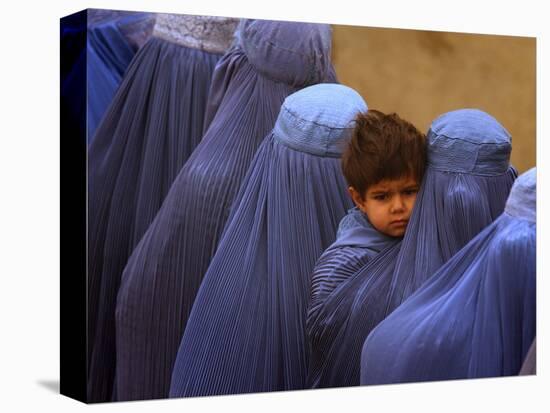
427,108,512,176
273,83,367,157
239,19,332,87
152,14,239,53
505,167,536,222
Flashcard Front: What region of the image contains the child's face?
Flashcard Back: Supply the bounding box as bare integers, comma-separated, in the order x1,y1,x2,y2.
350,176,420,237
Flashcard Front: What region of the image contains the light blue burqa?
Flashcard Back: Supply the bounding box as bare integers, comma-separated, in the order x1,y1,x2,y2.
169,83,366,397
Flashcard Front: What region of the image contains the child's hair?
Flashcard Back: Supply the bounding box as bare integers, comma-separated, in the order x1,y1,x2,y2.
342,109,427,198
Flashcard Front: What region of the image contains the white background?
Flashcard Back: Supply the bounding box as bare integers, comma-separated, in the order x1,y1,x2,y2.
0,0,547,411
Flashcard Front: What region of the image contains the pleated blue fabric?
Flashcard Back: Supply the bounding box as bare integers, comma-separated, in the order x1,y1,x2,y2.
168,83,366,398
87,15,141,142
114,20,335,401
61,10,153,145
361,167,536,384
87,18,232,402
306,208,399,387
306,109,517,388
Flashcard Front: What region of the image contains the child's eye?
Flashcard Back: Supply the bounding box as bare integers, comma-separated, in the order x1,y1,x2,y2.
373,194,388,201
403,188,419,196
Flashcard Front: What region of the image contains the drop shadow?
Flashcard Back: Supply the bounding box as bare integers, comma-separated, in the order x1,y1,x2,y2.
37,379,60,394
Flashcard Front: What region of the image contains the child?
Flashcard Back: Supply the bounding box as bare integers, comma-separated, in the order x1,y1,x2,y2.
344,109,426,238
307,108,426,387
307,108,515,389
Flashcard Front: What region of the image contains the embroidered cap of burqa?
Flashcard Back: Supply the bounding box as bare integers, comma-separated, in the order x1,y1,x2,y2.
361,167,536,384
306,109,517,388
115,20,335,401
87,14,238,402
168,83,365,398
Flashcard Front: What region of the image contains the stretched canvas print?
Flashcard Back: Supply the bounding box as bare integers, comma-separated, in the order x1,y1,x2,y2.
60,7,536,404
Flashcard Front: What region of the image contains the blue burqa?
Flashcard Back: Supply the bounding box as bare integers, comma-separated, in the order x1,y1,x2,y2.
87,15,237,402
169,83,366,397
86,12,153,141
61,11,87,144
61,10,153,145
306,109,517,388
114,20,335,401
361,167,536,384
307,208,400,387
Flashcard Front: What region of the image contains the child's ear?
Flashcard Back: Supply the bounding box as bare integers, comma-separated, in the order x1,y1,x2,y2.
348,187,366,210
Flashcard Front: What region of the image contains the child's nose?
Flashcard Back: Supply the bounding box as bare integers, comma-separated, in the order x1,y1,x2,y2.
390,195,405,213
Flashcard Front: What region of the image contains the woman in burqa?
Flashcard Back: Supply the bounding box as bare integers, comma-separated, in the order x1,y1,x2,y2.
306,109,517,388
60,10,153,145
114,20,336,401
87,14,238,402
361,167,536,384
86,10,155,141
169,83,365,398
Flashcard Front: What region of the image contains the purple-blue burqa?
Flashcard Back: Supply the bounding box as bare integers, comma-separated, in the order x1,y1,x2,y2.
169,83,366,397
61,10,153,145
361,167,536,384
87,11,154,142
114,20,335,401
306,109,517,388
87,14,238,402
306,208,399,387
